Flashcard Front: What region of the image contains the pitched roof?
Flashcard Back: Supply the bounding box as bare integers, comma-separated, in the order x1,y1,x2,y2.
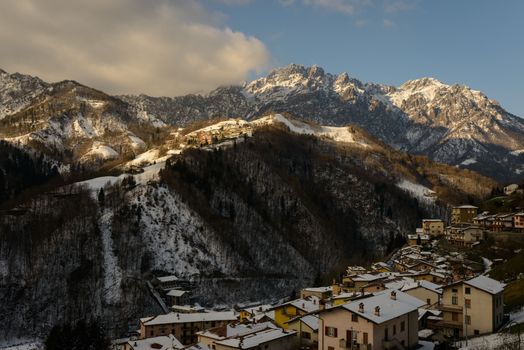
141,311,237,326
166,289,188,297
214,328,296,349
465,275,505,295
401,280,443,294
341,290,425,324
127,335,183,350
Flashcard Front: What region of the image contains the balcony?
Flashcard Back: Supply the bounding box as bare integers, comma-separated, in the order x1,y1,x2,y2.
338,340,372,350
435,319,463,330
439,304,463,312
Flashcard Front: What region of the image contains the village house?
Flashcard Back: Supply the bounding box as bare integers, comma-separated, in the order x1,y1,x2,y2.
125,335,183,350
371,262,391,273
238,304,273,322
273,296,322,328
422,219,445,236
284,314,320,348
300,286,333,300
504,183,519,195
139,311,238,345
401,281,442,308
156,276,180,290
492,213,515,232
473,212,494,230
445,225,483,247
166,289,190,306
451,205,478,225
436,275,505,338
318,290,424,350
407,234,430,246
515,212,524,232
197,322,297,350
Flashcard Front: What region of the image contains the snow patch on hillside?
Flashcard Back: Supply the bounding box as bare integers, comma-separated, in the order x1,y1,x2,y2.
396,179,436,204
461,158,477,165
99,210,122,304
128,134,146,149
254,114,368,147
83,142,118,160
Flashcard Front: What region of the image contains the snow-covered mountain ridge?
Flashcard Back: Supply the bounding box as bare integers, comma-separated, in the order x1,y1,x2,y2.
1,65,522,181
121,64,524,181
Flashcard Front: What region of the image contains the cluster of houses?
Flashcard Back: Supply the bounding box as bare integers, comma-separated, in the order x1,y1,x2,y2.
114,241,506,350
407,204,524,249
110,202,519,350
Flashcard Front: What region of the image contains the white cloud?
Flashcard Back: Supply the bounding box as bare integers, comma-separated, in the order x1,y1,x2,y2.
384,0,416,13
383,19,396,27
0,0,269,96
303,0,357,14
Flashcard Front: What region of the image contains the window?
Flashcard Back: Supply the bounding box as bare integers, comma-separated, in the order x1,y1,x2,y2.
452,288,458,293
465,287,471,294
401,321,405,332
301,332,311,339
465,299,471,308
328,347,335,350
351,313,358,322
325,327,337,337
452,313,458,322
363,332,368,345
427,298,431,305
474,330,480,335
452,296,458,305
465,315,471,325
393,325,397,335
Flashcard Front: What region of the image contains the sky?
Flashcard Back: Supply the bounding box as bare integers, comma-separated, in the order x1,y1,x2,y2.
0,0,522,116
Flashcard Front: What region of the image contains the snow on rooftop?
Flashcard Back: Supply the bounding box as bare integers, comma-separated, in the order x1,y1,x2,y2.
342,290,425,324
198,322,276,340
166,289,188,297
465,275,505,295
299,315,319,331
303,286,332,293
127,335,183,350
401,280,442,294
214,327,296,349
287,296,322,312
141,311,237,326
157,275,178,283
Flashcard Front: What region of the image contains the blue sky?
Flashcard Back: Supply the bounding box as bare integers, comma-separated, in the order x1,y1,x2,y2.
206,0,524,116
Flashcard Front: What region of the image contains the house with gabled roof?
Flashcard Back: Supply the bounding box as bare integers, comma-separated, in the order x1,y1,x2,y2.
318,290,425,350
435,275,505,338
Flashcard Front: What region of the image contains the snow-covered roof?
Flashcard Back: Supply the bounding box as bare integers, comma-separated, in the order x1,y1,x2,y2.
465,275,505,295
302,286,332,293
127,335,183,350
157,275,178,283
300,315,320,331
141,311,237,326
198,322,276,341
401,280,442,294
352,273,384,282
166,289,188,297
184,343,212,350
454,205,478,209
241,304,273,315
214,328,296,349
280,296,321,312
342,290,425,324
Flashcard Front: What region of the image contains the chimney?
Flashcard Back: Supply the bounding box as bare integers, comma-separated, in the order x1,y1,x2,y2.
313,299,316,305
374,306,380,316
391,291,397,300
302,303,305,309
358,303,364,313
